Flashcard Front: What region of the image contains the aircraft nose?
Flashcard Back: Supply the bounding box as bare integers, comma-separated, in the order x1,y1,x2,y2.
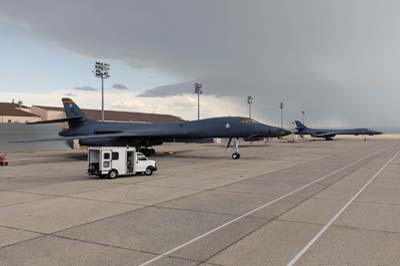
280,128,292,137
274,128,291,137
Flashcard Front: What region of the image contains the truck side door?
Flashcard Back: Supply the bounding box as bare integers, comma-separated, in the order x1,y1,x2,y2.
135,152,148,172
101,149,112,173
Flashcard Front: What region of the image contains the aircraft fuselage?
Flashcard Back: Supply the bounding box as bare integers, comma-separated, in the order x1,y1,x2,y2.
59,117,290,147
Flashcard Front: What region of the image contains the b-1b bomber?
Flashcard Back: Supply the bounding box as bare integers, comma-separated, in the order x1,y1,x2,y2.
294,120,382,140
14,98,291,159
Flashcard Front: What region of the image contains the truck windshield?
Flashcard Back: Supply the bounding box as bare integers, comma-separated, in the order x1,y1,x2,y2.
137,153,146,160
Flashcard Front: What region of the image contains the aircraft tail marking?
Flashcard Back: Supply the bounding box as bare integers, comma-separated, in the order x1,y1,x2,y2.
62,98,92,128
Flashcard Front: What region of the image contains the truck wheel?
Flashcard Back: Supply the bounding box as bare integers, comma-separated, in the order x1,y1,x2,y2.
108,170,118,179
145,167,153,176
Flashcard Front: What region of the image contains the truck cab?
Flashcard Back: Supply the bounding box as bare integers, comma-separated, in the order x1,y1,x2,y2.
88,147,157,179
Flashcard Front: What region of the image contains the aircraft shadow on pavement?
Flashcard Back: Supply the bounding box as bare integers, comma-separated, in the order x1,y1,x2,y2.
157,150,261,160
66,153,88,160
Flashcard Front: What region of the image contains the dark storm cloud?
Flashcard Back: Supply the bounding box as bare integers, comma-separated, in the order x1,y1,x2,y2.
73,86,97,91
1,0,400,126
112,83,129,90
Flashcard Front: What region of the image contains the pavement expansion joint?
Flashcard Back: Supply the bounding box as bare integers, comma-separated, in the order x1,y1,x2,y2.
353,199,400,207
152,205,241,219
53,234,225,266
0,224,46,236
331,224,400,236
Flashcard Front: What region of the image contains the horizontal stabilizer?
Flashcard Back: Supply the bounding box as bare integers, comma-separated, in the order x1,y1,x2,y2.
9,132,127,143
26,116,83,125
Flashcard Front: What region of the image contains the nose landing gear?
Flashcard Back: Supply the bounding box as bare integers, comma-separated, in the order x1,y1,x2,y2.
232,152,240,160
225,137,241,160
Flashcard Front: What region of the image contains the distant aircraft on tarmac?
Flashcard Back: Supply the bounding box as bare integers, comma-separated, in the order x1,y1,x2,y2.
12,98,291,159
294,120,382,140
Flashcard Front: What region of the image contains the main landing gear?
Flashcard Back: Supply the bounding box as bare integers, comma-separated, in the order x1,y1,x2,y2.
225,137,240,160
139,148,156,156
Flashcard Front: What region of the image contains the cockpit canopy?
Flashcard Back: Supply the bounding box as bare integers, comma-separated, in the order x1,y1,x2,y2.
240,118,258,124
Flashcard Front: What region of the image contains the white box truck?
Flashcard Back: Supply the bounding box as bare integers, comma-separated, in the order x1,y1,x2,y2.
88,147,157,178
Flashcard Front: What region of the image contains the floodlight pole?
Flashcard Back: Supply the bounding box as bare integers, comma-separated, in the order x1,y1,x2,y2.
280,102,284,128
249,103,251,119
194,83,202,120
101,77,104,122
247,96,253,119
198,92,200,120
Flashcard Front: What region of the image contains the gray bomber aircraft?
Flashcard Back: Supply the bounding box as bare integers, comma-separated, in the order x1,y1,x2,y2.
294,120,382,140
14,98,291,159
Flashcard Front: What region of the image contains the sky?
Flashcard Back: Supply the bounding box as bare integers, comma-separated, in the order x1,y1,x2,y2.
0,0,400,128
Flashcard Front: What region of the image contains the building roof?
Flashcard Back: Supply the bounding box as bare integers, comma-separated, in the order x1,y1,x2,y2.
33,105,184,123
0,102,40,117
33,105,62,111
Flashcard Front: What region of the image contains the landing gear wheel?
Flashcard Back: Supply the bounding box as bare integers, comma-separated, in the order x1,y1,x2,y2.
108,170,118,179
145,167,153,176
232,153,240,160
150,148,156,155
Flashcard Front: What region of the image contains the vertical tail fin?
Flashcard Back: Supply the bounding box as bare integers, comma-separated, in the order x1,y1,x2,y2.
294,120,307,130
62,98,91,128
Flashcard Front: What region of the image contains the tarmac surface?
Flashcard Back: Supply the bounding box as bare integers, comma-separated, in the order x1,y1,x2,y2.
1,139,400,266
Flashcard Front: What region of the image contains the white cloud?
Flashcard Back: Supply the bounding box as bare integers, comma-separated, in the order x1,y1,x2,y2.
0,90,252,122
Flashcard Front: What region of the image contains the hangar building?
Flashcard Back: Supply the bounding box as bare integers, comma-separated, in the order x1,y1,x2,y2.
31,105,183,123
0,102,41,123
